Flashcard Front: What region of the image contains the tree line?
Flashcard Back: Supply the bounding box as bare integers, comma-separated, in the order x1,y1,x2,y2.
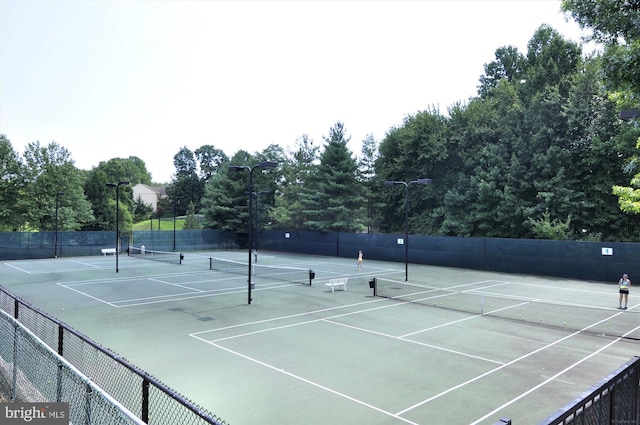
2,2,639,242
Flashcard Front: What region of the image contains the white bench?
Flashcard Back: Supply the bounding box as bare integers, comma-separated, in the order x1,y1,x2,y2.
101,248,117,255
326,278,347,292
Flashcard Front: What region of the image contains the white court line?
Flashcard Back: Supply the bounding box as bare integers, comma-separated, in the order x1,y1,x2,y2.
113,288,250,307
63,280,303,308
58,270,216,287
71,260,101,268
395,309,628,417
324,318,504,365
56,282,118,308
193,280,507,341
189,278,634,422
111,280,304,307
189,333,421,425
147,277,205,292
469,323,640,424
191,298,385,337
4,263,32,274
198,299,503,365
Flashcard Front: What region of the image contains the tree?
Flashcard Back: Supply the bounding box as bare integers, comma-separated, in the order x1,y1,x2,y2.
358,134,378,232
302,122,366,232
167,146,204,215
562,0,640,103
183,201,202,229
133,194,153,222
523,25,582,98
83,158,140,231
195,145,228,183
18,141,94,231
376,109,447,235
0,135,24,231
269,134,319,230
527,210,572,239
98,157,152,186
202,150,255,232
478,46,525,98
563,0,640,219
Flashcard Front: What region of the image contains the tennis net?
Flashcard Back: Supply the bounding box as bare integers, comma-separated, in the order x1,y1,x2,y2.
209,257,313,285
372,277,639,340
128,246,184,264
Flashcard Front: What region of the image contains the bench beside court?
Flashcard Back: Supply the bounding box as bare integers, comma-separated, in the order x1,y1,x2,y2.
325,278,347,292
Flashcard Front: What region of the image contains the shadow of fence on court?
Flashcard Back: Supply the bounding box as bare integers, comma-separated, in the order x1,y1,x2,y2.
0,285,228,425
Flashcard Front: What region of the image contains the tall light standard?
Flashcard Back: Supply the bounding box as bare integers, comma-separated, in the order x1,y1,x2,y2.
106,181,130,273
385,178,432,281
254,190,271,262
229,161,278,304
172,197,184,252
54,191,64,258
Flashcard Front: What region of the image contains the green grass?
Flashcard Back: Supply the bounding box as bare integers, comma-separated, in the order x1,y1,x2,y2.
133,217,186,231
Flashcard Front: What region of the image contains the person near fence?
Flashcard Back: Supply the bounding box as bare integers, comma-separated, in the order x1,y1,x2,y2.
618,273,631,310
357,250,363,270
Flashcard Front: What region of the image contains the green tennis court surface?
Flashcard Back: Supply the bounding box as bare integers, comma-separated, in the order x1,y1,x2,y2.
1,251,638,424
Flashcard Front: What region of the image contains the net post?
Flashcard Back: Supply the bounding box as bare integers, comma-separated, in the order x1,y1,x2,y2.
209,257,213,270
308,270,315,286
369,278,377,296
179,253,184,265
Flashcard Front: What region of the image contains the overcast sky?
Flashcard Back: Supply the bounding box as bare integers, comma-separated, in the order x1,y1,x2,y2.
0,0,593,183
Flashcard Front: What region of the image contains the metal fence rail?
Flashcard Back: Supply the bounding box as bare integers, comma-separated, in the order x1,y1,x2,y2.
0,309,146,424
539,356,640,425
0,285,228,425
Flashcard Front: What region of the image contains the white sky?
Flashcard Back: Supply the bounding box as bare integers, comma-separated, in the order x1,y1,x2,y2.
0,0,592,184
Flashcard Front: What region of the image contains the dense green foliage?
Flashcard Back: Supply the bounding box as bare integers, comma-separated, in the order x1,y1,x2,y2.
561,0,640,214
2,18,640,241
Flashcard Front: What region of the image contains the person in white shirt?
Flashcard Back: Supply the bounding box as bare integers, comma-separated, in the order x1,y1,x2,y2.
618,273,631,310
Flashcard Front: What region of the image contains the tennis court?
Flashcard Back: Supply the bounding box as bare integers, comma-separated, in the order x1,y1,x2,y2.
1,249,638,424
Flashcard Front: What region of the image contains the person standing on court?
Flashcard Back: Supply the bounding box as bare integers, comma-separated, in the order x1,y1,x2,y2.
357,250,363,270
618,273,630,310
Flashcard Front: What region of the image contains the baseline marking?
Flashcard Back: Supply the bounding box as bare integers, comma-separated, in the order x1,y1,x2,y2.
470,323,640,424
395,308,629,416
189,333,421,425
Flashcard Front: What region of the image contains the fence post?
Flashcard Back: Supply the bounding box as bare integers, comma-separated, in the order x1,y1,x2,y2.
142,378,150,423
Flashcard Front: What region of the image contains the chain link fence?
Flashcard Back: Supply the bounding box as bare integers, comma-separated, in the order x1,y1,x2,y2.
0,309,146,424
0,286,228,425
539,356,640,424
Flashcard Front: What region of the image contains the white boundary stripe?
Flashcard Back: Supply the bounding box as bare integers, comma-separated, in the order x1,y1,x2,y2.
71,260,101,268
56,278,303,308
56,282,118,308
4,263,32,273
324,318,505,365
189,333,421,425
395,309,629,416
188,278,636,422
469,323,640,424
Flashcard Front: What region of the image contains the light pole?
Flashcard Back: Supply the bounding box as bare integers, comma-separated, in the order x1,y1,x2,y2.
106,181,130,273
54,191,64,258
172,197,183,252
173,200,177,252
385,178,432,281
254,190,271,262
229,161,278,304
